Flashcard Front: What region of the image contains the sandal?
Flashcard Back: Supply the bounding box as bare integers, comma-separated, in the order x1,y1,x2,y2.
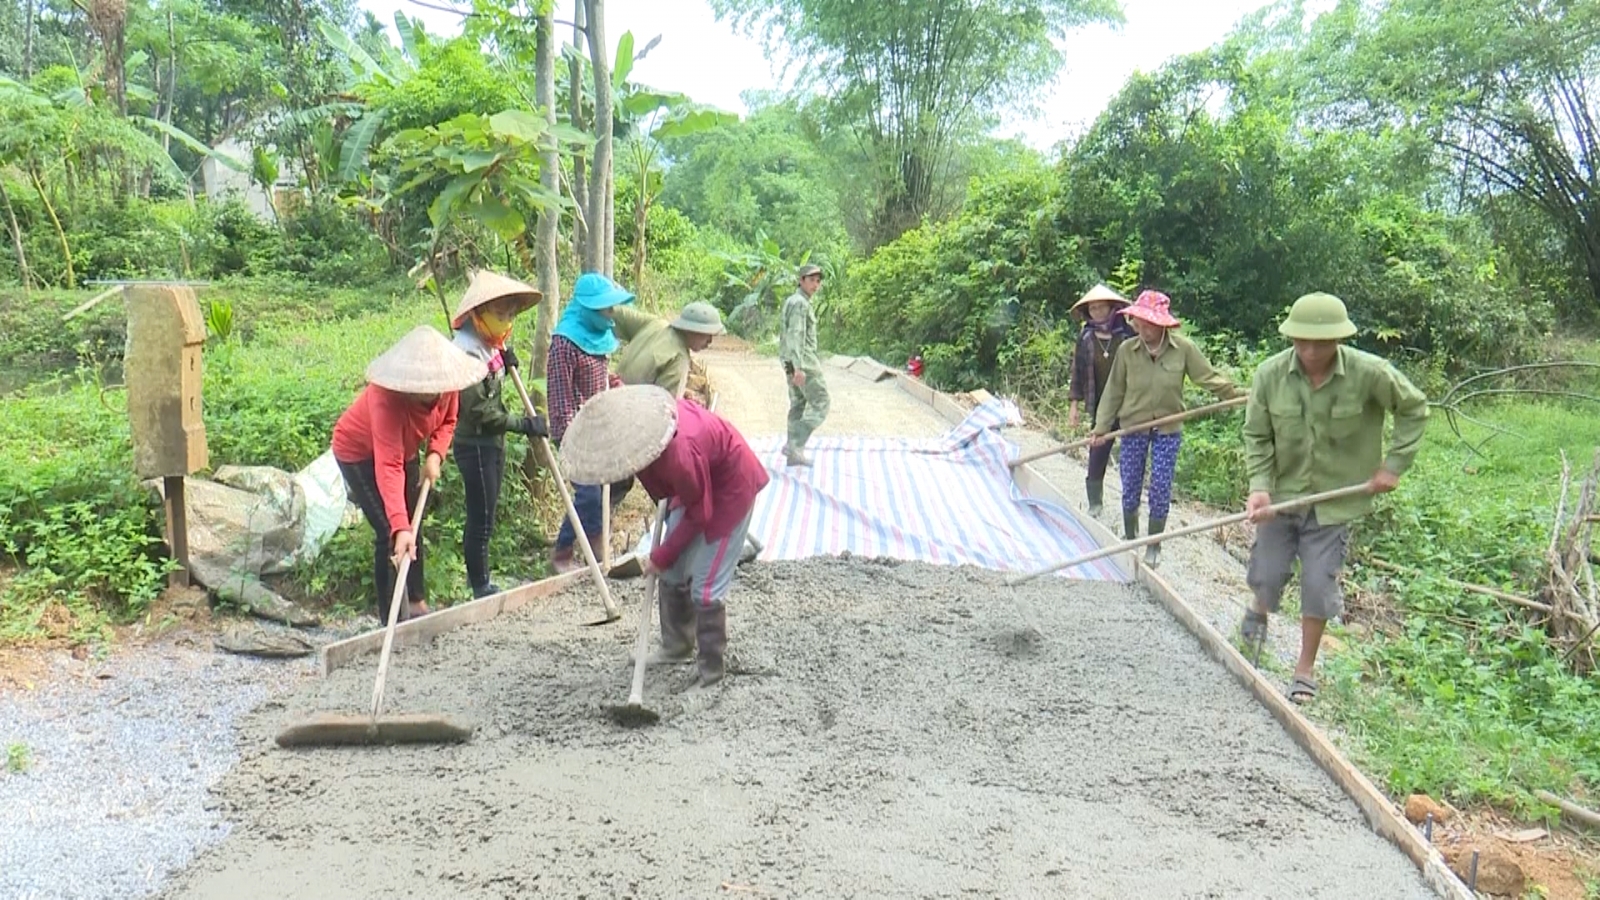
1286,675,1317,705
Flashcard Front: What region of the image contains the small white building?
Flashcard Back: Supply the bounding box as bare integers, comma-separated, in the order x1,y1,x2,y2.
198,138,301,222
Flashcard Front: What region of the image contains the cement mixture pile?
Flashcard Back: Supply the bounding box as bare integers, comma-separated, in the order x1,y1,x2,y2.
156,558,1434,899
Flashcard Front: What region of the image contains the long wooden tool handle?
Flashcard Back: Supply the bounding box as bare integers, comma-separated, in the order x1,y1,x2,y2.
370,477,432,719
601,379,613,572
506,367,619,619
1010,396,1247,469
626,500,671,706
1006,483,1371,586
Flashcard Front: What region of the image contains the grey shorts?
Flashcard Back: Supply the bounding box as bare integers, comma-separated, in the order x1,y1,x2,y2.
657,505,755,610
1246,508,1350,621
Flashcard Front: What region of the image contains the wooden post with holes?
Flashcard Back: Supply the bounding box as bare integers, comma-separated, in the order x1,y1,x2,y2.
125,284,208,588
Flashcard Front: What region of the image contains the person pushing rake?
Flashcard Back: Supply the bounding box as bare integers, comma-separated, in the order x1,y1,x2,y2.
560,385,769,693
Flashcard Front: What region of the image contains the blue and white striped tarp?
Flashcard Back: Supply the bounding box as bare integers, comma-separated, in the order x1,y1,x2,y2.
735,397,1124,582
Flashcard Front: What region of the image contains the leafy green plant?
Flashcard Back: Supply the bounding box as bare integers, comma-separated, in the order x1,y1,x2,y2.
205,299,236,343
5,743,29,774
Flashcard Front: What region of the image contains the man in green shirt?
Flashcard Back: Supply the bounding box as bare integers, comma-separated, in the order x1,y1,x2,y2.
611,301,725,397
1240,292,1429,704
779,263,829,466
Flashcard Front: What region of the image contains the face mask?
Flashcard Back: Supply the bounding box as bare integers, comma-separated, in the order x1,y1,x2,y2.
474,309,514,343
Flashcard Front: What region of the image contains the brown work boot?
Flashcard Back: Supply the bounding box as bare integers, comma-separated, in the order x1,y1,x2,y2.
549,546,578,575
694,602,728,687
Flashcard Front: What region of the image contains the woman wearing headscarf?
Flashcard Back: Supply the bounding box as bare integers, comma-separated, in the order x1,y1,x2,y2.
1091,290,1243,567
546,272,635,573
1065,283,1134,516
332,326,487,622
450,271,550,599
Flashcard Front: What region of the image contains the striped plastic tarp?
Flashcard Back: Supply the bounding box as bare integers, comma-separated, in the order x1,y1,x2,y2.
730,398,1124,582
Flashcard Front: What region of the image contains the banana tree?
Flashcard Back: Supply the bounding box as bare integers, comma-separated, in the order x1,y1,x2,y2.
383,107,590,319
616,87,735,287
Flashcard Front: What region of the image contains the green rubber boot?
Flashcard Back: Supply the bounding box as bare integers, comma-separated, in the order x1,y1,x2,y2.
1145,517,1167,568
1122,511,1139,541
1085,480,1104,517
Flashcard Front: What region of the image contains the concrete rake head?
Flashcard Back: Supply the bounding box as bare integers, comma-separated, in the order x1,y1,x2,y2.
274,711,473,747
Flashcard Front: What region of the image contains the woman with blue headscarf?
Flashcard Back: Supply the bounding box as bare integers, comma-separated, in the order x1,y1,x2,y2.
546,272,636,573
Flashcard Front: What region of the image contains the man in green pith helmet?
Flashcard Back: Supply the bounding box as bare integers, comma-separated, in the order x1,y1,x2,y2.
1239,292,1429,706
779,263,829,467
611,300,726,398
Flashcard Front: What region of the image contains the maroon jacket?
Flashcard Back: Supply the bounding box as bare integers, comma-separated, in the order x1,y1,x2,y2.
637,399,769,570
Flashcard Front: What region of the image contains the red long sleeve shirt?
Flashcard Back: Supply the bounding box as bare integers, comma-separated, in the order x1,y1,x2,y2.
331,385,459,536
638,399,770,571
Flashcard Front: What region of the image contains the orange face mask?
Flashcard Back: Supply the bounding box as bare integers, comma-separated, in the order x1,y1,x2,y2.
474,309,514,345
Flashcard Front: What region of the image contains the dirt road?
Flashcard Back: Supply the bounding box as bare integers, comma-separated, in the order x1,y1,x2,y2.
147,354,1433,899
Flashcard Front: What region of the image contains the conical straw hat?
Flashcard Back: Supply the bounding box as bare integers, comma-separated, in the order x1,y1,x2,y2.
559,385,679,484
451,270,543,328
365,326,489,394
1070,283,1129,316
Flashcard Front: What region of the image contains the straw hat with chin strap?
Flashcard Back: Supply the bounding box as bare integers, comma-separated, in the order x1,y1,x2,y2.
559,384,679,484
1069,283,1130,318
366,326,489,395
450,270,543,328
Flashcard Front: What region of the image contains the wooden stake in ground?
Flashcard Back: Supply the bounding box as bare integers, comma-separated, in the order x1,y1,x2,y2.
1010,397,1246,469
505,366,620,625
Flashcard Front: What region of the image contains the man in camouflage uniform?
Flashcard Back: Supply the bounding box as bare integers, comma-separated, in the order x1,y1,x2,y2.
778,263,829,466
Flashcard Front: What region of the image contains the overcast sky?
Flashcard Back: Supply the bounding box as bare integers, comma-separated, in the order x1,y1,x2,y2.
355,0,1314,150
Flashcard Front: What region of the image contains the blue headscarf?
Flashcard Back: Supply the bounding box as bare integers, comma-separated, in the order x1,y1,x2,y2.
553,272,634,356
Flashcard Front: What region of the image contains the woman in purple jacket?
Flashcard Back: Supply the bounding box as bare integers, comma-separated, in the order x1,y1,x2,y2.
1066,283,1134,516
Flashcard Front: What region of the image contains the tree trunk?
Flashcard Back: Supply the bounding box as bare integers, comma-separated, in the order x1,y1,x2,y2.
23,0,35,79
162,6,177,153
568,0,588,266
603,163,614,278
583,0,612,275
532,3,561,384
29,165,73,289
631,189,648,289
0,178,32,291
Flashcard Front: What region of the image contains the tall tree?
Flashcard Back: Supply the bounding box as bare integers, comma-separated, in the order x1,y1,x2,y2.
711,0,1122,248
533,0,560,379
582,0,612,275
1303,0,1600,308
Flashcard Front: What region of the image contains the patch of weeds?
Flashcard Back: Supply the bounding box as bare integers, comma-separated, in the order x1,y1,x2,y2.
6,742,30,774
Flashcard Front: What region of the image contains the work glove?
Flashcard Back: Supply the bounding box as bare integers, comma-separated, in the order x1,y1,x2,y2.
510,414,549,438
500,345,521,371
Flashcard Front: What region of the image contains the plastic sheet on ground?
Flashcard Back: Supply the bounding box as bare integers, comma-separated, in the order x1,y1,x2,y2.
637,398,1123,582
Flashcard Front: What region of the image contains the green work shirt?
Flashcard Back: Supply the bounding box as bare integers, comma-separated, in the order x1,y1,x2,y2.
1093,331,1242,435
1243,345,1429,525
779,290,821,373
611,305,690,395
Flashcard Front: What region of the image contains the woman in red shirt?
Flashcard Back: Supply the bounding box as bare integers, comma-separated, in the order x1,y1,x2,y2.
332,326,487,623
560,385,769,687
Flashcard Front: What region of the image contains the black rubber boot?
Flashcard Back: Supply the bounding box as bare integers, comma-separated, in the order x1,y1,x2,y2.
1145,517,1167,568
1086,480,1104,517
695,602,728,687
1123,511,1139,541
643,584,695,665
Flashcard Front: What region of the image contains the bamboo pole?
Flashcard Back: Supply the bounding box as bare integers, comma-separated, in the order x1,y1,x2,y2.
1365,558,1553,614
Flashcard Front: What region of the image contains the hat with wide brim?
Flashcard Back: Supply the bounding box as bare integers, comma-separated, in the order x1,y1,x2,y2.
796,264,823,279
365,326,489,394
1279,292,1358,340
670,301,726,335
1070,283,1130,318
451,270,542,328
1119,290,1181,328
570,272,636,311
559,384,679,484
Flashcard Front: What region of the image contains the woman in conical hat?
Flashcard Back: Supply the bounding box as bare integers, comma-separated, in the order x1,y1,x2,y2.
544,272,636,574
450,271,550,599
1090,290,1242,568
331,326,486,622
1066,283,1133,516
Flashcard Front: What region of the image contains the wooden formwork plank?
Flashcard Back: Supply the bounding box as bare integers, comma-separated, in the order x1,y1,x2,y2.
318,553,638,676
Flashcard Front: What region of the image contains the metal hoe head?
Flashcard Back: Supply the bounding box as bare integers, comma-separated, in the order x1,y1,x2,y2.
604,702,661,728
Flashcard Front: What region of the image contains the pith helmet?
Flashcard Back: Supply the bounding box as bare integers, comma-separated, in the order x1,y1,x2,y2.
671,301,726,335
1279,292,1357,340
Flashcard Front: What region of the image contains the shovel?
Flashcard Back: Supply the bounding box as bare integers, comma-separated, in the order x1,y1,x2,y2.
607,499,671,727
1007,483,1372,586
505,366,622,626
276,478,472,747
1009,397,1247,470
